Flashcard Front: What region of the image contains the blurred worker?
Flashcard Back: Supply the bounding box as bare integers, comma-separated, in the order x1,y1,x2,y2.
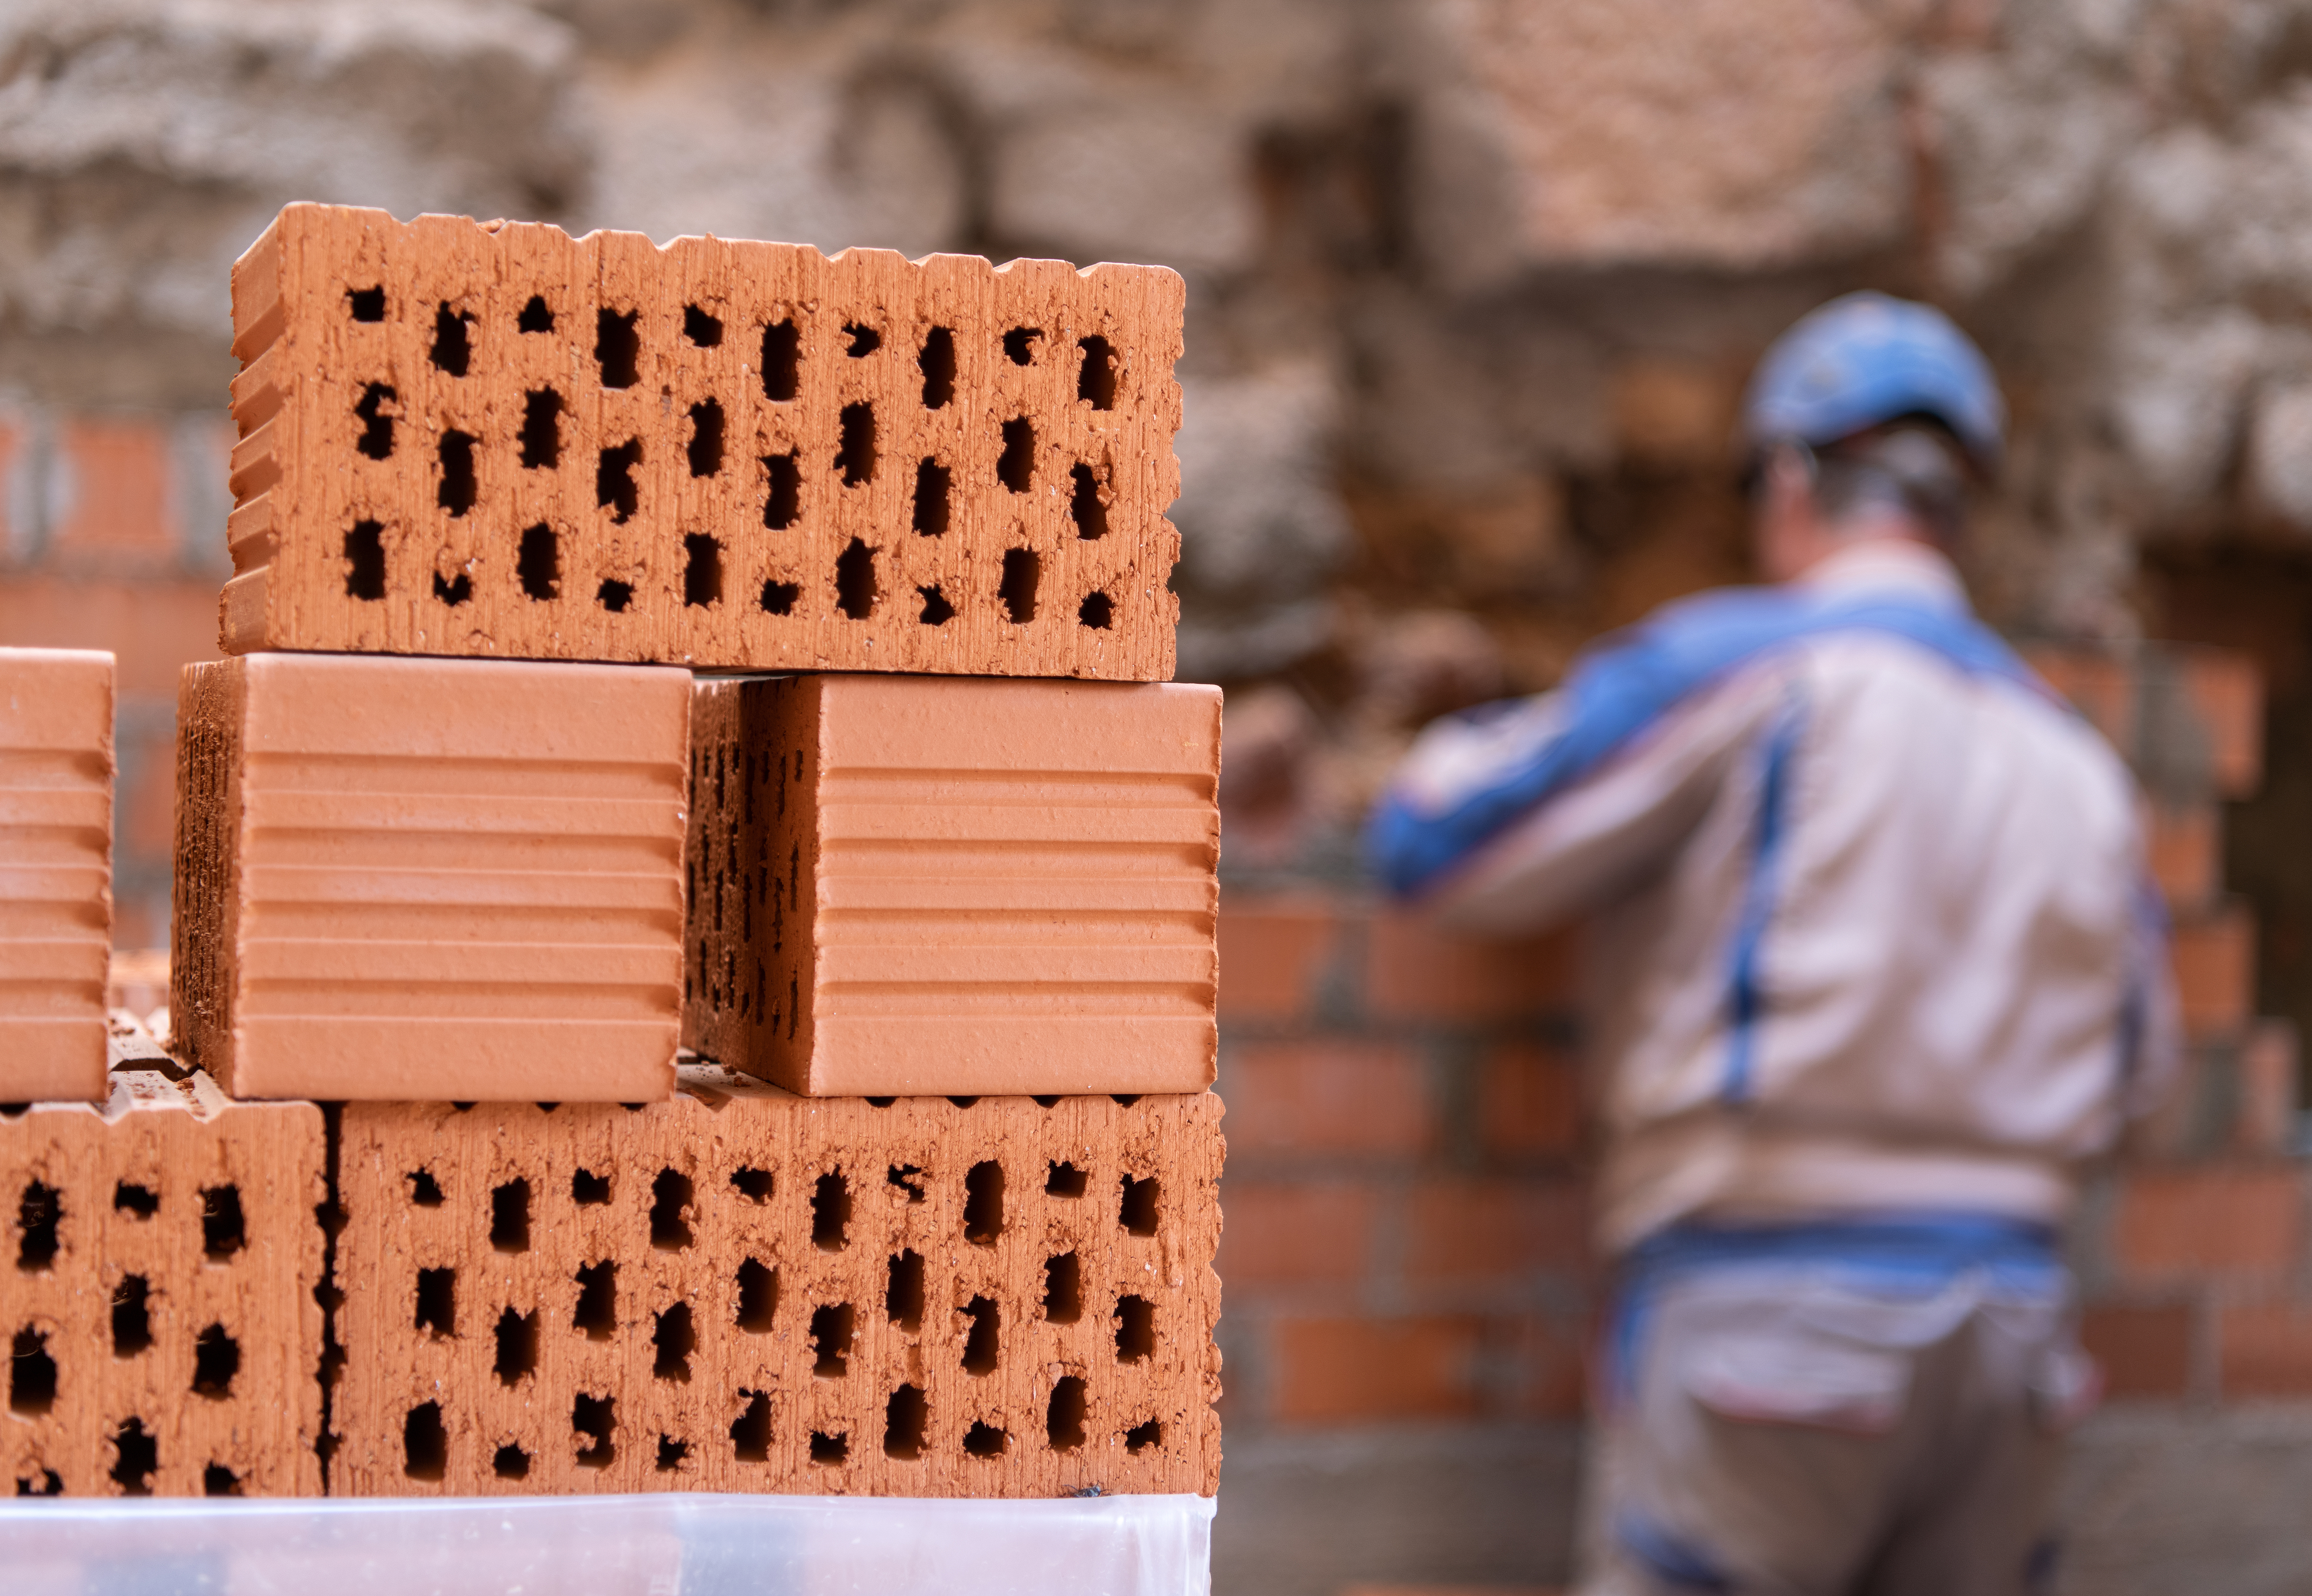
1367,293,2178,1595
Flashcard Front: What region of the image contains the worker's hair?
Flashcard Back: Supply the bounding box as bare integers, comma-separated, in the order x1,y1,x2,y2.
1811,419,1972,544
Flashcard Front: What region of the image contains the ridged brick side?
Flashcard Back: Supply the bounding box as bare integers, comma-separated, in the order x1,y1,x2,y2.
0,649,113,1102
170,652,690,1102
684,675,1220,1097
224,203,1183,679
330,1070,1223,1498
0,1031,325,1497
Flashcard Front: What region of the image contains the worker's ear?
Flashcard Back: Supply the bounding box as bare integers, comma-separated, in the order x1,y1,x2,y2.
1752,443,1822,582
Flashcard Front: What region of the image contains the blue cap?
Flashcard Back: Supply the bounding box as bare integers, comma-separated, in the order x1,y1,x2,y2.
1741,291,2005,471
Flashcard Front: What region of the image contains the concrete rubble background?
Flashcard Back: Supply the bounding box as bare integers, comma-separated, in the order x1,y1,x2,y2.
6,0,2312,1587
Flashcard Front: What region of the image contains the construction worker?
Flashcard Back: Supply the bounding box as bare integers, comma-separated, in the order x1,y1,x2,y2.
1367,293,2178,1595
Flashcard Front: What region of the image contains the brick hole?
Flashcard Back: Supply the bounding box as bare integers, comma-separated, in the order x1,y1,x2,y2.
1044,1253,1083,1324
916,585,955,626
1003,327,1042,365
913,457,951,535
731,1391,772,1462
407,1169,444,1207
401,1403,446,1481
452,1102,476,1113
437,430,478,516
1120,1174,1159,1236
572,1168,610,1206
201,1186,243,1260
518,294,554,333
574,1261,617,1340
347,285,386,322
596,308,641,389
493,1307,537,1385
958,1164,1005,1248
688,398,725,477
1046,1377,1087,1452
887,1164,926,1203
414,1268,455,1338
761,320,800,401
835,538,877,620
865,1096,895,1109
682,533,722,610
573,1393,616,1469
430,304,475,377
112,1417,158,1494
656,1434,690,1472
17,1469,61,1496
736,1258,778,1332
646,1169,694,1251
653,1303,696,1382
998,417,1035,492
354,383,396,460
1070,463,1108,538
961,1296,1000,1376
1078,335,1117,409
192,1323,239,1398
493,1443,530,1480
1031,1095,1061,1109
203,1463,242,1497
343,520,386,601
433,570,472,606
111,1275,151,1356
1124,1417,1161,1453
520,389,562,469
0,1105,28,1120
490,1178,530,1253
763,450,802,529
920,326,955,408
809,1430,848,1466
760,579,799,616
999,549,1039,624
964,1421,1007,1458
684,304,723,347
884,1384,928,1460
948,1095,980,1109
10,1327,55,1414
597,439,642,522
1112,1093,1142,1107
845,322,881,357
1047,1161,1087,1198
810,1303,855,1378
598,578,634,613
1080,590,1114,630
885,1250,924,1331
730,1167,774,1203
516,523,560,600
113,1182,157,1219
836,402,877,486
1114,1295,1155,1363
537,1102,560,1113
17,1181,59,1270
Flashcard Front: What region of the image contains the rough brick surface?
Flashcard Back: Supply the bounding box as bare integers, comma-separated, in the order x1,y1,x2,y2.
0,1025,325,1497
1219,1039,1432,1159
0,648,114,1102
225,204,1183,680
1269,1316,1483,1424
2113,1166,2302,1285
682,674,1219,1097
2172,903,2255,1041
1215,897,1339,1025
170,651,688,1101
330,1067,1222,1498
1366,911,1577,1024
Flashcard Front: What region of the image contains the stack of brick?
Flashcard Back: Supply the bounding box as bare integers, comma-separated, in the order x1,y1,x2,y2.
7,202,1227,1501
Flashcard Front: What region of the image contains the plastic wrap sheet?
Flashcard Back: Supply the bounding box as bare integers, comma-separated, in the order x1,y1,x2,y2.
0,1490,1216,1596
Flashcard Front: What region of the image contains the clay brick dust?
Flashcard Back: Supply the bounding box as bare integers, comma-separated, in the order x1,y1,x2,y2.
330,1068,1222,1497
225,204,1183,681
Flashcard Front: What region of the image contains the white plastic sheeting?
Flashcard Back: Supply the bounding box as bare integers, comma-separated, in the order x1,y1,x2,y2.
1,1490,1216,1596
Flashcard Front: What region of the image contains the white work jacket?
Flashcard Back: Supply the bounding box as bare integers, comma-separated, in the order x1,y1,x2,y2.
1368,542,2179,1253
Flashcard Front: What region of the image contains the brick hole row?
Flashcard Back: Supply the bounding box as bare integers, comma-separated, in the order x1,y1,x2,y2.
14,1178,246,1269
10,1329,249,1498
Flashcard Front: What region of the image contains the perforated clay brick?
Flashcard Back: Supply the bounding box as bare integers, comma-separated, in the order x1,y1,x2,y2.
0,648,113,1103
171,651,689,1101
330,1067,1222,1497
0,1019,325,1497
683,674,1220,1097
225,204,1183,680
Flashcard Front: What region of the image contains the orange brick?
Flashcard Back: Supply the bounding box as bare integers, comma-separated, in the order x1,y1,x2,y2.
2146,800,2220,913
2172,905,2254,1041
50,417,179,561
2219,1300,2312,1397
2179,649,2262,800
1366,910,1577,1024
1270,1315,1484,1424
2237,1020,2299,1156
1476,1040,1584,1159
2081,1303,2193,1398
1404,1178,1590,1284
1220,1039,1431,1158
2114,1166,2302,1286
1217,895,1338,1025
2025,647,2132,751
1508,1313,1587,1419
1216,1178,1380,1287
0,578,219,697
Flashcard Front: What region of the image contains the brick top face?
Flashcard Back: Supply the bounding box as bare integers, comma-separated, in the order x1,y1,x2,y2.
225,205,1185,680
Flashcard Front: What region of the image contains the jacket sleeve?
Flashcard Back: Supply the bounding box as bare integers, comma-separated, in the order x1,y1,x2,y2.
2119,879,2185,1123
